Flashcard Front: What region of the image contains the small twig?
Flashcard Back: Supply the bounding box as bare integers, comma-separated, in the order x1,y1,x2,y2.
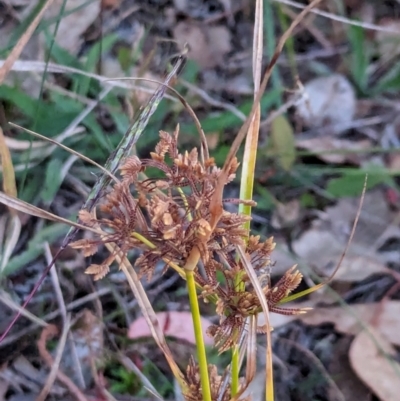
281,6,332,49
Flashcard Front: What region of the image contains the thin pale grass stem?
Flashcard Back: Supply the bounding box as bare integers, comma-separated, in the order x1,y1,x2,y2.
0,192,102,235
0,290,47,327
2,135,52,150
46,244,67,322
273,0,400,34
0,60,176,101
37,318,88,401
9,123,119,184
57,86,113,138
45,243,86,390
245,315,257,383
180,80,246,120
0,287,110,348
118,354,163,400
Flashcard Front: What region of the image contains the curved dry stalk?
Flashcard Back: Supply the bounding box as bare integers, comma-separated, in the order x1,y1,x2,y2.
210,0,323,231
180,80,246,121
236,245,274,401
0,192,101,235
280,175,367,304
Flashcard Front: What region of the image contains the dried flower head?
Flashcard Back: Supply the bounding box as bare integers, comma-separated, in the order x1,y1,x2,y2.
73,126,308,353
184,357,232,401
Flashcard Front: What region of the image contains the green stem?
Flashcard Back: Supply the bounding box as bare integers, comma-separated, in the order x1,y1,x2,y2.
186,270,212,401
231,345,240,395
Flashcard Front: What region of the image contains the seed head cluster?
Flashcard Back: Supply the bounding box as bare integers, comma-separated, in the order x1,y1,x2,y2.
71,126,305,354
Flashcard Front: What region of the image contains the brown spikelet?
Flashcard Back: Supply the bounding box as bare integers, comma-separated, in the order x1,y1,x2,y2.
85,264,110,281
120,155,142,184
70,238,99,257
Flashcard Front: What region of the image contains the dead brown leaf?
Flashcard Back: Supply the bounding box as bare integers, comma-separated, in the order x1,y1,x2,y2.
295,74,356,135
291,189,400,282
173,22,231,69
271,199,301,229
349,328,400,401
292,223,385,282
206,132,220,150
43,0,101,54
376,19,400,61
326,191,400,265
296,136,372,164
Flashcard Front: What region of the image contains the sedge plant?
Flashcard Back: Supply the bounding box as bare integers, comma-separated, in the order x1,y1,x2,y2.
0,0,367,400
